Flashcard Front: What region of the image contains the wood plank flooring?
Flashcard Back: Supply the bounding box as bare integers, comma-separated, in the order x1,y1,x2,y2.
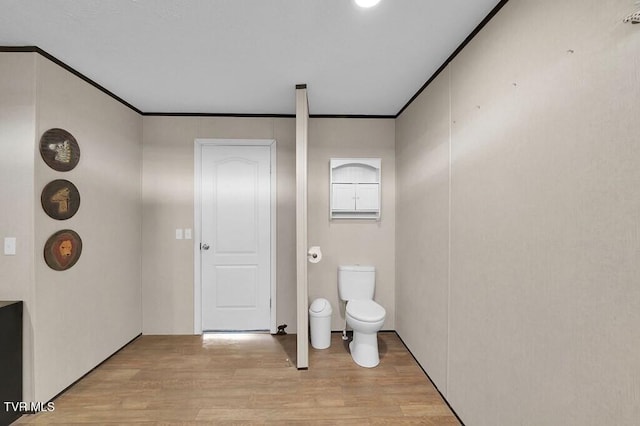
14,332,460,425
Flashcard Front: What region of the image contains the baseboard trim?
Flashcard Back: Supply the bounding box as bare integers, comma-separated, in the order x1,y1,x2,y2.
394,331,466,426
24,333,143,415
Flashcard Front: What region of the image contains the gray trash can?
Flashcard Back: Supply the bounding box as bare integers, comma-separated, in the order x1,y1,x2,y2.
309,298,332,349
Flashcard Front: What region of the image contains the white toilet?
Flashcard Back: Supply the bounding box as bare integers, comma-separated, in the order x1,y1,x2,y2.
338,265,386,368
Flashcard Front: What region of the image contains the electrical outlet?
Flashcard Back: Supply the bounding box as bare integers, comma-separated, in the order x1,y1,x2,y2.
4,237,16,255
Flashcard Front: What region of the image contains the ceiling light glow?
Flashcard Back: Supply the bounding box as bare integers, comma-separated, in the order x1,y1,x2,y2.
355,0,381,8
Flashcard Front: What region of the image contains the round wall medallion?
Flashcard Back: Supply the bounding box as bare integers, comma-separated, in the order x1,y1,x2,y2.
44,229,82,271
41,180,81,220
39,128,80,172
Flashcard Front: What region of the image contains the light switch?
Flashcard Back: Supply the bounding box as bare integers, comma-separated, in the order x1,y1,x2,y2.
175,229,183,240
4,237,16,255
184,228,192,240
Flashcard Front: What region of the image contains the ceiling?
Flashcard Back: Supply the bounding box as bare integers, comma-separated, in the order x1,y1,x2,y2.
0,0,502,116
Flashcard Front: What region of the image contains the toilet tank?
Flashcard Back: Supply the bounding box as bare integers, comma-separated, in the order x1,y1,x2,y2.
338,265,375,301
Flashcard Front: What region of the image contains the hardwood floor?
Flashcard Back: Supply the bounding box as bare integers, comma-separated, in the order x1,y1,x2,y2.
15,332,460,425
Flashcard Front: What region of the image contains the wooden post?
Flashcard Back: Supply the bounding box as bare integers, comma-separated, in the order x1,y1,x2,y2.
295,84,309,369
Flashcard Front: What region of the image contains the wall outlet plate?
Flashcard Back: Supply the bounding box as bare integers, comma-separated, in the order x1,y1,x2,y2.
4,237,17,255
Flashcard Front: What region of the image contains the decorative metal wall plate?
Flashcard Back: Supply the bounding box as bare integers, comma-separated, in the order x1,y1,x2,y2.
39,128,80,172
44,229,82,271
41,180,81,220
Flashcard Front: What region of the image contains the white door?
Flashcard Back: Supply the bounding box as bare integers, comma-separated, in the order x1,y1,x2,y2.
201,145,271,331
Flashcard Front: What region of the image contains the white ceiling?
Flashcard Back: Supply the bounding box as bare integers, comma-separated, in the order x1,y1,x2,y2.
0,0,502,115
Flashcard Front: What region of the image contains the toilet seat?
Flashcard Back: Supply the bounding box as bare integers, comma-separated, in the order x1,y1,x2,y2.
346,300,386,322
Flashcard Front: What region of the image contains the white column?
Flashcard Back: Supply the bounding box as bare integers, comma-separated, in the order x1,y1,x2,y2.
295,84,309,369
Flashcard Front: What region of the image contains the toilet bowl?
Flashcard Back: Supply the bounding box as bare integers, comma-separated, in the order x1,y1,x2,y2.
338,265,386,367
345,299,386,367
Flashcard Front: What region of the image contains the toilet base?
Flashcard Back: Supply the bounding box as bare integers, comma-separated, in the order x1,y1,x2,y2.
349,331,380,368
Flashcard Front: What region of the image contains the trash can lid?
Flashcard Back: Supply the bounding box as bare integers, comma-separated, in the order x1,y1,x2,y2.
309,298,332,314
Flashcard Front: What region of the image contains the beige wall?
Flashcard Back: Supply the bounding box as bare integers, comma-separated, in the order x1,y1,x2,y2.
32,56,143,401
0,52,37,402
396,73,450,392
0,52,143,403
141,116,395,335
396,0,640,425
308,118,395,331
141,116,298,334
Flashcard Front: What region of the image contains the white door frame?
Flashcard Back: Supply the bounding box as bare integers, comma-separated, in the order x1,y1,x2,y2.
194,138,277,334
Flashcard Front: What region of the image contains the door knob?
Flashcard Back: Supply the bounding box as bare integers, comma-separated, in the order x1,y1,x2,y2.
201,243,210,250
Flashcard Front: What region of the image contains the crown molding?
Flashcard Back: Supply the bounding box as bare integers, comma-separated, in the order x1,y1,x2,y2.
2,1,510,120
395,0,510,118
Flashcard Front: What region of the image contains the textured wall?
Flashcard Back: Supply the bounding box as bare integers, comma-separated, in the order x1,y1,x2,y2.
0,52,37,402
141,116,395,335
33,55,143,402
396,0,640,424
308,118,396,331
141,117,298,334
396,73,450,392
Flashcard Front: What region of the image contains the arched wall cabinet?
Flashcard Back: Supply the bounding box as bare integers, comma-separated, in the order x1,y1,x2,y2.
329,158,381,220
